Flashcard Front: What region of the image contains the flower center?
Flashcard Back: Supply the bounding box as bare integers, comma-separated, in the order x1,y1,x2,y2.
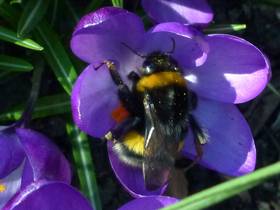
0,182,6,192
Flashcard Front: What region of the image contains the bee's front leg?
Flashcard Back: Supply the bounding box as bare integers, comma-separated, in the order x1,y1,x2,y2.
96,60,142,116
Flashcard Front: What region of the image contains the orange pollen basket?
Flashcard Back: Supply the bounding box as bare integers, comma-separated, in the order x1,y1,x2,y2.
111,104,130,123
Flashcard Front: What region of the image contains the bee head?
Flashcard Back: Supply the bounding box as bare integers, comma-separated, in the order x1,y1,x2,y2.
141,52,179,75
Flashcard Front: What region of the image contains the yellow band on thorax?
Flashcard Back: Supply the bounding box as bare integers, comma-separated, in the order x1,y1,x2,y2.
136,71,186,92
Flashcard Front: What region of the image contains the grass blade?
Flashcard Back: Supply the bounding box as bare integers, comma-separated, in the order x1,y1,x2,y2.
0,55,33,72
66,123,102,210
204,24,247,33
0,26,43,51
35,22,77,95
111,0,123,8
0,1,18,24
0,94,70,122
17,0,50,37
162,162,280,210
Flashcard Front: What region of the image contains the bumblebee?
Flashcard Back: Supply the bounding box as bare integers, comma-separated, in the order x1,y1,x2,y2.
101,46,207,190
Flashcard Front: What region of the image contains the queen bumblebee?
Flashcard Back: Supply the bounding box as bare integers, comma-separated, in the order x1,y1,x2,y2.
100,41,207,190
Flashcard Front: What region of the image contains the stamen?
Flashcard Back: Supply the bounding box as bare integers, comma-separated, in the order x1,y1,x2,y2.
0,182,6,192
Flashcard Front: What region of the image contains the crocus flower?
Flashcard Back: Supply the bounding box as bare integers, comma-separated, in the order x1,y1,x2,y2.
119,196,178,210
71,7,270,197
141,0,213,26
0,126,93,210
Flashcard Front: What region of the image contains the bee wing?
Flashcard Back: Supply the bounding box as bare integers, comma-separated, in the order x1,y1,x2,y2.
143,93,177,190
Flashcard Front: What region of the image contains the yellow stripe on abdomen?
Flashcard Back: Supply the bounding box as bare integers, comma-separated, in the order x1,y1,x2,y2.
122,131,144,156
136,71,186,92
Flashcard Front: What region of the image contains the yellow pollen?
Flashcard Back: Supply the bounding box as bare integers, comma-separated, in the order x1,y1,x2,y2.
136,71,186,92
0,183,6,192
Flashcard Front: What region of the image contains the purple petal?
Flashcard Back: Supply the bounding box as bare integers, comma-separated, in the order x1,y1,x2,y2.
0,162,24,209
71,65,120,137
182,97,256,176
186,34,270,103
142,0,213,25
3,181,93,210
71,7,145,76
74,7,125,33
144,23,208,68
0,128,25,178
119,196,178,210
107,142,167,198
16,128,71,184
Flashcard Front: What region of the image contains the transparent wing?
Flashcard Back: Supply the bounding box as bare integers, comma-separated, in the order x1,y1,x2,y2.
142,93,177,190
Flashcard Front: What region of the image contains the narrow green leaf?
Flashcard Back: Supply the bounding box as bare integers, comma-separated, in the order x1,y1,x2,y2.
66,123,102,210
0,55,33,72
204,24,247,33
111,0,123,8
10,0,22,4
260,0,280,5
84,0,105,13
0,26,44,51
0,94,70,122
162,162,280,210
63,0,79,23
35,22,77,95
17,0,50,37
267,83,280,98
0,2,18,24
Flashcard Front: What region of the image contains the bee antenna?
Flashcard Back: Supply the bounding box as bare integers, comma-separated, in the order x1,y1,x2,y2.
121,42,147,58
166,37,176,55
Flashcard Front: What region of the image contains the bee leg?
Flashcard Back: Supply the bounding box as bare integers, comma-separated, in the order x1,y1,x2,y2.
188,91,198,111
127,71,140,82
100,61,142,116
181,114,208,171
104,116,141,143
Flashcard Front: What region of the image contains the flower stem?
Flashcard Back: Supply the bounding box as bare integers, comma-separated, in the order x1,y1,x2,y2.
66,123,102,210
17,58,44,127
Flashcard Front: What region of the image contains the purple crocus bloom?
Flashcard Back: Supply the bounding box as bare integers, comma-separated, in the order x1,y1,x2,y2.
70,7,270,197
0,126,93,210
141,0,213,25
119,196,178,210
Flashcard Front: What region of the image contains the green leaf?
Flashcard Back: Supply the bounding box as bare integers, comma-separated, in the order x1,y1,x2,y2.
162,162,280,210
63,0,79,23
260,0,280,5
0,94,70,122
204,24,247,33
10,0,22,4
0,26,44,51
66,123,102,210
35,22,77,95
111,0,123,8
0,55,33,72
0,2,18,24
17,0,50,37
84,0,105,13
267,83,280,98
